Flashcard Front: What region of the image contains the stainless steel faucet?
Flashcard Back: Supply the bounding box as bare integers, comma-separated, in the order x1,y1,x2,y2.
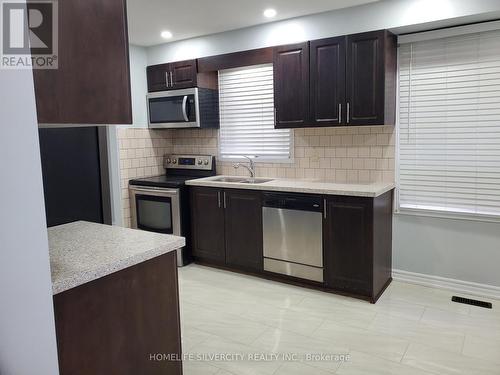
233,156,256,178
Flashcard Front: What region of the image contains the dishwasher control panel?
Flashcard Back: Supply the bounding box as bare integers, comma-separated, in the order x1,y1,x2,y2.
262,192,323,212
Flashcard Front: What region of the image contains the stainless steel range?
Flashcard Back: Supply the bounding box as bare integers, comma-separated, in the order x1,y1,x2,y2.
129,154,216,266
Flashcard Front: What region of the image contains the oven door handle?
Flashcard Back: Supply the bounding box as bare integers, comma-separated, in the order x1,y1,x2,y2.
182,95,189,122
130,187,178,195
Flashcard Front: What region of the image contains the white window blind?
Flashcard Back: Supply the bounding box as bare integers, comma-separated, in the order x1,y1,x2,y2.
398,29,500,218
218,64,292,161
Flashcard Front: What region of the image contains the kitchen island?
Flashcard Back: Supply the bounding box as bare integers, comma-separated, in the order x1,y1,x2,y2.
49,221,185,375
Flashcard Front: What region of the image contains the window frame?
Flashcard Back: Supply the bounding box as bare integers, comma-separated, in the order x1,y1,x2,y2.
395,24,500,223
217,64,294,164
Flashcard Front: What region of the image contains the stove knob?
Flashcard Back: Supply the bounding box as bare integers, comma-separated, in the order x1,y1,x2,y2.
203,159,209,166
197,160,203,165
166,158,171,164
172,159,177,164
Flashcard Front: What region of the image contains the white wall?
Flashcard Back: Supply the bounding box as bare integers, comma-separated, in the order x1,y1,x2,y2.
107,126,123,226
393,215,500,287
129,44,148,127
147,0,500,64
107,45,149,226
142,0,500,289
0,71,59,372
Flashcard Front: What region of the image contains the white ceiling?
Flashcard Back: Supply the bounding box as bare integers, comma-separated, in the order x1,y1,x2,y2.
127,0,379,46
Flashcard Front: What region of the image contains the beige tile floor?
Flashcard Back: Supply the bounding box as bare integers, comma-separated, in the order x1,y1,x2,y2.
178,264,500,375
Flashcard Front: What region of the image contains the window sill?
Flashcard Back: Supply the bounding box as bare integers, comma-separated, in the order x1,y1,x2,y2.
395,207,500,224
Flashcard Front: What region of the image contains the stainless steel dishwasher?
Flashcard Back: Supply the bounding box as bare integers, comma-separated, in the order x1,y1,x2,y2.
262,192,324,282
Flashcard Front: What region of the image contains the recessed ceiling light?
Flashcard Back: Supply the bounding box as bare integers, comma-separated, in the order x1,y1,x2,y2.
161,30,173,39
263,8,277,18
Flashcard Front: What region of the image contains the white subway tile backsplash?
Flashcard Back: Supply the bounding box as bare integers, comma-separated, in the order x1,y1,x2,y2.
116,125,395,226
370,146,383,158
358,147,370,157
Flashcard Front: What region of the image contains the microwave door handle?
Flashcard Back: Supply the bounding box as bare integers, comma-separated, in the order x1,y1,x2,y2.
182,95,189,122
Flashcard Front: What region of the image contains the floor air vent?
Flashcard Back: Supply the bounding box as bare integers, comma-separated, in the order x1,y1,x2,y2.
452,296,492,309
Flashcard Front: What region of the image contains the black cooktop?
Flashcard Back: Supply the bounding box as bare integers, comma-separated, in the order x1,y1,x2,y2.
129,175,196,189
129,155,216,189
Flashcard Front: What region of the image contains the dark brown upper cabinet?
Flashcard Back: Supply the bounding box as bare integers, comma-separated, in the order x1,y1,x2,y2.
346,30,396,126
310,37,346,126
32,0,132,124
273,42,310,128
147,59,198,92
146,63,170,92
171,60,198,88
273,30,396,128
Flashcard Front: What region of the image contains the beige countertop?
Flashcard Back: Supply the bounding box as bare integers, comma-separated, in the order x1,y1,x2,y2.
186,176,395,198
48,221,185,295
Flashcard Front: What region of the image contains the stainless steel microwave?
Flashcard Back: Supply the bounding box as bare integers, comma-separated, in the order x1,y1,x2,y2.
147,87,219,129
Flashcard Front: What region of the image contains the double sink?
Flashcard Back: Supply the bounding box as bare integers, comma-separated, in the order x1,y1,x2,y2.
212,177,274,184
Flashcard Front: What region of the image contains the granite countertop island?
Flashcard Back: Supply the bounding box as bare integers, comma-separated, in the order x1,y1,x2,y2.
49,221,185,374
186,176,395,198
49,221,185,294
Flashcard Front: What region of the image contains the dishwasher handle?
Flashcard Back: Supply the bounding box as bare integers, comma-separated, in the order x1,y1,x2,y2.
263,193,323,212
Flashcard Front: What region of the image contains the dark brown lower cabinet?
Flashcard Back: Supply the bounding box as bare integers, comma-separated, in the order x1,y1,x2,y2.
224,189,263,271
324,197,372,295
190,186,393,303
324,191,393,302
53,252,182,375
190,187,262,271
190,187,225,262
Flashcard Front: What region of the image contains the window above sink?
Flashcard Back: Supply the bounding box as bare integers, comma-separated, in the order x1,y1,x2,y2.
218,64,293,163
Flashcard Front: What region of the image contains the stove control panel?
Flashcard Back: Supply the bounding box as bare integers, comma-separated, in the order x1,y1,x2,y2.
164,154,215,171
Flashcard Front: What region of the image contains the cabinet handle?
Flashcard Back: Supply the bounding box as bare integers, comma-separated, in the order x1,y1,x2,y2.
323,199,327,219
165,72,170,87
223,192,227,209
338,103,342,124
217,191,221,208
347,102,350,124
170,71,174,87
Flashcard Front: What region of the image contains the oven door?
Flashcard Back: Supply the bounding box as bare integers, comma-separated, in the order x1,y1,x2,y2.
129,186,181,236
147,88,199,129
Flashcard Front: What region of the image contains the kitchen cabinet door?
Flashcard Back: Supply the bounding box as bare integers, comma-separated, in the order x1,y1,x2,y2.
170,60,198,89
273,42,310,128
224,190,263,271
346,30,396,126
147,63,171,92
32,0,132,124
147,60,198,92
190,187,225,263
309,37,346,126
324,196,373,296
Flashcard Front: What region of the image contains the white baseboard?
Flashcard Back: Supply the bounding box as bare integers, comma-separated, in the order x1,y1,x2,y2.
392,269,500,301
